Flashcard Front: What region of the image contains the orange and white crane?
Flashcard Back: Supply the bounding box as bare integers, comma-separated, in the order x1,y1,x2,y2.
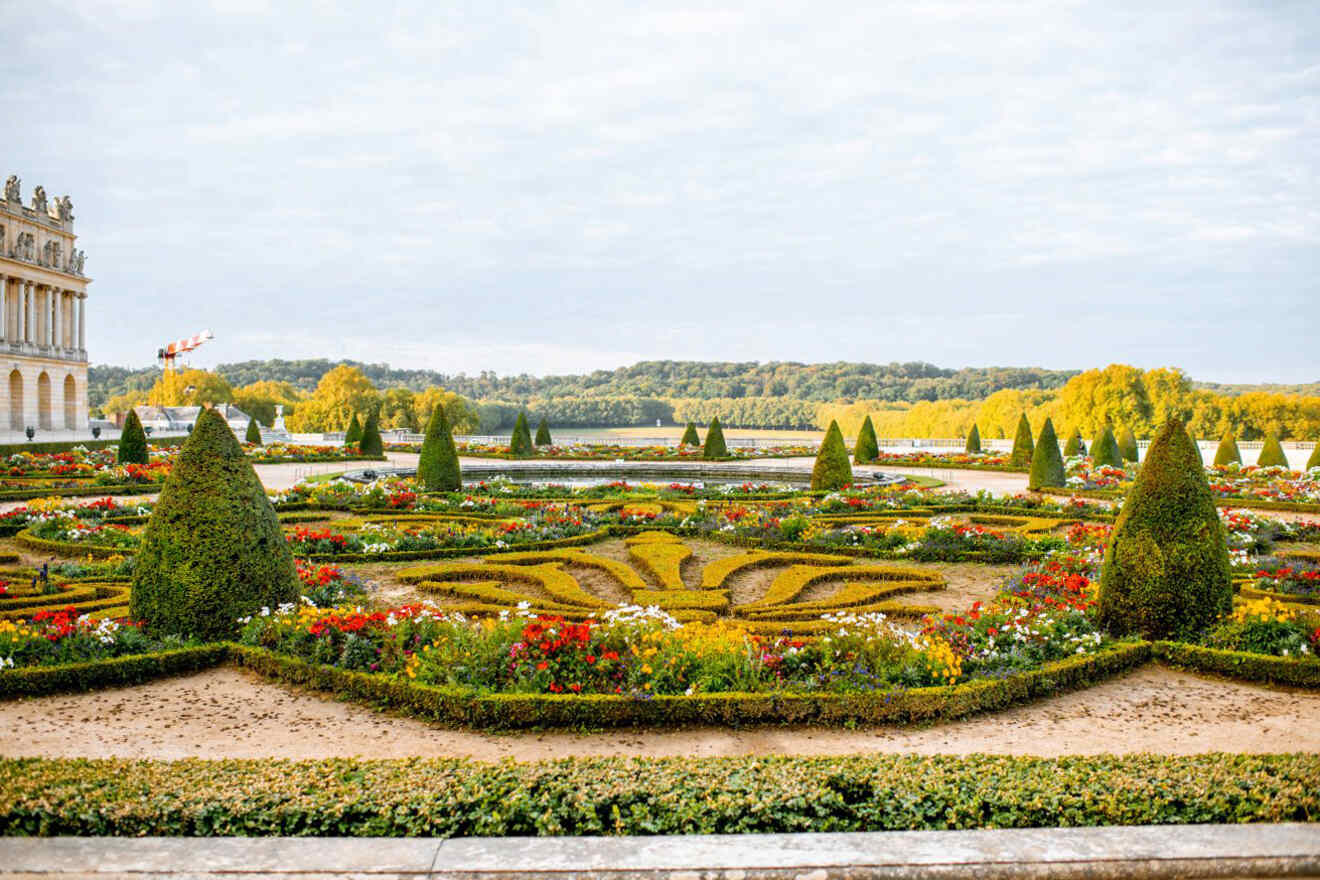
157,329,214,372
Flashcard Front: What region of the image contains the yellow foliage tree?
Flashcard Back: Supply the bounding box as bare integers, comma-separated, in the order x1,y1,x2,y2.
147,369,234,407
284,366,379,433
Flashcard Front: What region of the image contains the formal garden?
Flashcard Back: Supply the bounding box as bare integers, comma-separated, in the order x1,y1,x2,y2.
0,406,1317,835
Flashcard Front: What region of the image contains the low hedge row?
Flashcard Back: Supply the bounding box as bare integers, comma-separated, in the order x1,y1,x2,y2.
1239,584,1320,607
1036,486,1320,515
0,436,189,456
0,645,228,699
13,528,132,559
0,582,130,622
301,528,616,563
3,751,1314,836
0,483,161,503
229,640,1151,729
1152,641,1320,688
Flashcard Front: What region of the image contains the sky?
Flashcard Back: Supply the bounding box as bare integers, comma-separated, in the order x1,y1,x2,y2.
5,0,1318,384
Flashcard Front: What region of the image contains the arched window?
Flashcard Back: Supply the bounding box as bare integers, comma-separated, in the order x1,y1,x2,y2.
37,371,51,430
63,374,77,429
8,370,22,431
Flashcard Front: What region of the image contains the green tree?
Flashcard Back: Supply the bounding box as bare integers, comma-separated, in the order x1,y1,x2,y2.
534,417,552,446
1091,425,1123,468
965,424,982,454
1009,414,1034,467
244,418,262,446
680,422,700,446
1257,433,1288,468
1027,418,1066,490
343,413,363,448
358,410,384,457
812,420,853,490
1063,430,1085,458
703,417,728,459
509,411,534,457
129,408,298,640
118,409,149,465
417,404,461,491
854,415,879,463
1097,417,1232,640
1212,432,1241,467
1307,441,1320,472
1117,427,1139,463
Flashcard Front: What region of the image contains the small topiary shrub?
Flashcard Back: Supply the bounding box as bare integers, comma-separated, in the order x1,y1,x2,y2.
358,410,383,457
509,411,534,458
1008,414,1034,467
1257,433,1288,468
703,418,728,459
965,424,982,454
1062,430,1085,458
117,410,149,465
1213,432,1241,466
417,404,461,492
343,413,362,448
1117,427,1139,463
130,408,299,641
1090,425,1123,468
1307,441,1320,472
1097,417,1232,641
812,420,853,490
244,419,263,446
680,422,700,446
854,415,879,463
1027,418,1066,490
534,418,552,447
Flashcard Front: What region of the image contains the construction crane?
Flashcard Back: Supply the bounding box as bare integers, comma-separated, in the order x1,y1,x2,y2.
157,329,214,373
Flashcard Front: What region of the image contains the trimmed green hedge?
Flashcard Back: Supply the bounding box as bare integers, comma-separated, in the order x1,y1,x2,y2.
0,483,161,503
0,645,229,699
230,641,1150,729
14,528,134,559
1239,584,1320,607
1152,641,1320,688
1036,486,1320,515
0,436,190,457
2,751,1315,836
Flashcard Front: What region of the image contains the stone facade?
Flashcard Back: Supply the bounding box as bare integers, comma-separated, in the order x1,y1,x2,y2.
0,175,89,436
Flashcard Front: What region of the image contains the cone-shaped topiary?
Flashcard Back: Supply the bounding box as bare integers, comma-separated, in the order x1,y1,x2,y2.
130,407,299,641
965,424,982,454
358,410,384,457
1097,417,1232,640
244,418,263,446
343,413,363,448
1027,418,1066,490
1063,430,1085,458
1307,441,1320,472
1091,425,1123,468
854,415,879,463
118,409,149,465
1257,433,1288,468
680,422,700,446
1213,432,1241,467
1008,414,1034,467
702,417,728,459
812,420,854,490
534,417,552,446
417,404,461,491
1117,427,1139,463
509,411,534,457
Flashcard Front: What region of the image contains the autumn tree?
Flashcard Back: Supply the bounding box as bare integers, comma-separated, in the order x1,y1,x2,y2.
285,366,380,433
147,369,234,407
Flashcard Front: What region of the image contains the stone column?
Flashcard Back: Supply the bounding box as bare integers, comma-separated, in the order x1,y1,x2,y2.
21,281,29,344
0,274,6,343
53,289,62,352
77,293,85,352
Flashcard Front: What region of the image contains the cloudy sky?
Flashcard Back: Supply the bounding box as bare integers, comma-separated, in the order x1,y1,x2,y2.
7,0,1317,382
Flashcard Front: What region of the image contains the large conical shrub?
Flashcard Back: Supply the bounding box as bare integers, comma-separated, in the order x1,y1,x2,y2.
854,415,879,463
509,411,534,457
812,420,853,490
130,407,298,641
1063,430,1085,458
343,413,363,448
1213,432,1241,466
680,422,700,446
244,418,263,446
1091,425,1123,468
118,409,149,465
1307,441,1320,472
417,404,461,491
358,410,384,457
1117,427,1139,463
1257,433,1288,468
1008,414,1034,467
1027,418,1066,490
1097,417,1232,640
534,417,552,446
965,424,982,454
703,418,728,459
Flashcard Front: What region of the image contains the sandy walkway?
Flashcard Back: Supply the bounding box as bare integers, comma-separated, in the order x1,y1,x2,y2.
2,665,1314,761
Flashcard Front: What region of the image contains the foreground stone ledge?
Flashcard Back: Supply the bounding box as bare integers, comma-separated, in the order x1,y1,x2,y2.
2,824,1318,879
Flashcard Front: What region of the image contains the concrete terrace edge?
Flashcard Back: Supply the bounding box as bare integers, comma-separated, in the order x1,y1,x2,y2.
2,824,1318,879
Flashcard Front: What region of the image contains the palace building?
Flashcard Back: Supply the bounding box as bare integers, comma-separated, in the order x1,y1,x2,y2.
0,174,89,436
